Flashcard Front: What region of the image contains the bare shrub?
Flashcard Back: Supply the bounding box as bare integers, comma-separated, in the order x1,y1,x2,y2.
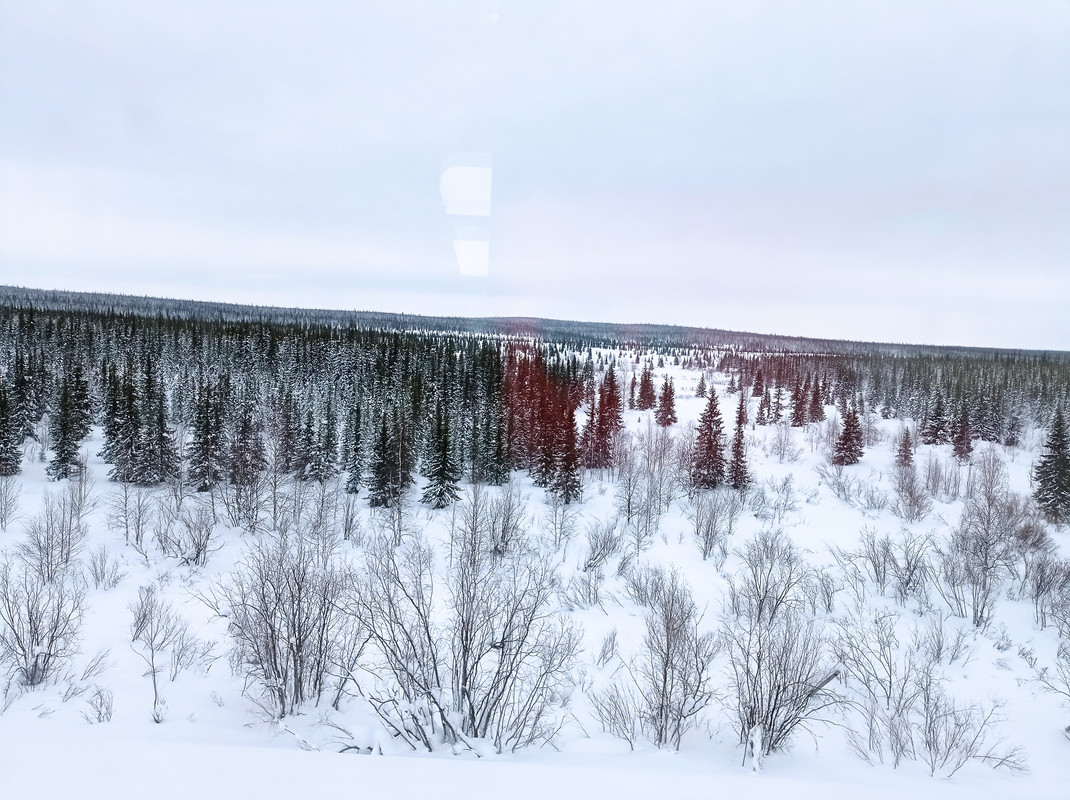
933,454,1030,628
85,545,127,590
891,464,932,522
488,481,530,557
723,609,839,756
155,498,222,568
203,530,358,719
543,490,579,551
923,454,963,501
129,584,185,722
353,517,579,753
815,462,862,505
834,606,920,716
595,569,717,750
583,519,621,573
106,483,155,552
750,476,798,525
769,423,803,464
687,487,742,564
0,558,85,686
0,475,20,531
81,685,114,723
914,674,1024,777
723,530,839,755
19,488,88,582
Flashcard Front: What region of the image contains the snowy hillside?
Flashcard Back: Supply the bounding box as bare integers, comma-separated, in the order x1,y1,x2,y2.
0,297,1068,799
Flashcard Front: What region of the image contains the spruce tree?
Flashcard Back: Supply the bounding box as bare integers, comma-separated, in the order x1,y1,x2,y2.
590,365,623,467
1034,407,1070,524
790,377,807,427
637,364,656,410
751,368,765,398
342,400,364,494
552,403,582,504
951,404,973,463
228,403,265,489
367,408,414,508
421,403,461,508
188,377,228,492
695,374,707,399
921,392,949,445
895,428,914,469
0,383,23,476
692,388,726,490
133,369,178,484
808,383,826,423
654,376,677,427
46,367,91,481
832,406,864,466
728,392,749,490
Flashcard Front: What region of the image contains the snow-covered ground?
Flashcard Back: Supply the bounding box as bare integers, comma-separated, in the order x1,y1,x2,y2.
2,360,1068,800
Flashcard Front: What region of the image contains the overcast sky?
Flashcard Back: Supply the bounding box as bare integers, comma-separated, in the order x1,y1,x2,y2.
1,1,1068,350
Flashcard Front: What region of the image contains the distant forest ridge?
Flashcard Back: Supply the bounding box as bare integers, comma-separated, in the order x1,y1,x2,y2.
2,285,1064,360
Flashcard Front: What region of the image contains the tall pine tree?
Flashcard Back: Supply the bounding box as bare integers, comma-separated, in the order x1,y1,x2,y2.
1034,407,1070,523
728,392,749,490
692,388,726,490
421,403,461,508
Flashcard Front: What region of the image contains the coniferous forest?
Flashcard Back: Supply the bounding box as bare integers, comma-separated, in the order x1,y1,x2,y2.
2,285,1070,793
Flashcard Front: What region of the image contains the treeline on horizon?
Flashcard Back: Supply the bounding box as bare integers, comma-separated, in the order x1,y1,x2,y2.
0,286,1068,509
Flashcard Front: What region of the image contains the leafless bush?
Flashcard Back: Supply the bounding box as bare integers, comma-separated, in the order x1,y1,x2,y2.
18,488,88,582
815,462,863,505
923,454,963,501
130,584,186,722
1024,553,1070,629
0,475,20,531
589,680,642,750
156,499,222,568
769,423,803,463
914,674,1024,777
560,569,607,611
0,558,85,686
832,527,893,599
687,488,742,564
724,530,838,755
596,570,717,750
723,609,839,756
834,606,920,716
911,614,973,667
888,531,933,605
1034,641,1070,709
729,529,813,622
636,570,718,749
81,685,114,723
354,518,579,753
542,490,579,551
106,483,155,552
891,464,931,522
583,519,621,573
488,481,530,557
340,493,363,544
203,530,358,719
595,629,618,667
933,460,1030,628
858,481,889,514
749,476,798,525
624,563,670,608
85,545,126,590
168,625,217,681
